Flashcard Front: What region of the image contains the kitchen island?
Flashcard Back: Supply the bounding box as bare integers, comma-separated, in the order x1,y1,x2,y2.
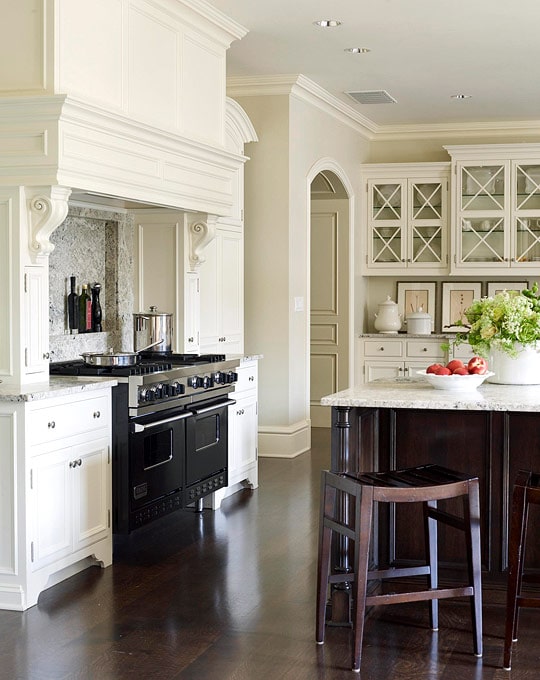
321,378,540,585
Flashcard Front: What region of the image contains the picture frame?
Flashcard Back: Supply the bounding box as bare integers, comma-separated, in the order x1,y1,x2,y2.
441,282,482,332
397,281,436,331
487,281,528,297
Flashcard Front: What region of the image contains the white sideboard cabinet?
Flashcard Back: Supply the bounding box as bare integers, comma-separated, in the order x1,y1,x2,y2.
0,386,113,611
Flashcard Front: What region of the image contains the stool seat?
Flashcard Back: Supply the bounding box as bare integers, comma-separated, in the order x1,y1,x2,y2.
316,463,483,673
503,470,540,671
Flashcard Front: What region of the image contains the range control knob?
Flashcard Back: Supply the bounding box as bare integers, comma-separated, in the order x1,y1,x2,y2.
188,376,201,389
226,371,238,384
201,376,213,389
213,371,225,384
168,381,185,396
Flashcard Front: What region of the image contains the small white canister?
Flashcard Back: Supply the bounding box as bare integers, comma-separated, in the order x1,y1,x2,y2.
374,296,402,334
406,308,432,335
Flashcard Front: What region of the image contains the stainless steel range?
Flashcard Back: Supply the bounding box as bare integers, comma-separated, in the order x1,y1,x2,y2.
50,354,240,533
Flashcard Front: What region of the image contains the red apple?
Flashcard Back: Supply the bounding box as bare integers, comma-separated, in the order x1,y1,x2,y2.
426,363,443,374
446,359,464,372
468,356,488,375
452,367,469,375
435,366,452,375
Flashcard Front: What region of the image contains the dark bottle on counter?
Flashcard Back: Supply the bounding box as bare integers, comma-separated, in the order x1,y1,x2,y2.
91,282,102,332
78,284,92,333
67,276,79,334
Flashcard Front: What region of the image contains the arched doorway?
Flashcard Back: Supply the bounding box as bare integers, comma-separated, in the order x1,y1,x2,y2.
309,170,350,428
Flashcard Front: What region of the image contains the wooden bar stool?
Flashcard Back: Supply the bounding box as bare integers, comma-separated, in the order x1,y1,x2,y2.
503,469,540,671
316,464,483,673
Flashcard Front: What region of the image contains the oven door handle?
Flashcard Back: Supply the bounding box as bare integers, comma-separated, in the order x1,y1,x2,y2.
131,410,192,433
190,398,236,415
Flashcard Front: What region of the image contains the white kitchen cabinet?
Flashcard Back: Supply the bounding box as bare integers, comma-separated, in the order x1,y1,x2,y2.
29,437,110,571
357,336,446,383
0,386,113,611
446,144,540,274
199,224,244,354
360,163,450,275
205,359,259,509
24,266,49,376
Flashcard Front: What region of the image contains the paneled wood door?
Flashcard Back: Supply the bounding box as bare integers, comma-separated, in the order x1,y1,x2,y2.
310,198,349,427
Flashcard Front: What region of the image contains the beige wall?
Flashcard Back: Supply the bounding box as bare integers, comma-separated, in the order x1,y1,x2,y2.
236,92,369,437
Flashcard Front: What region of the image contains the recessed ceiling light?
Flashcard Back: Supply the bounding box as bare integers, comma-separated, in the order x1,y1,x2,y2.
451,94,472,99
344,47,371,54
313,19,342,28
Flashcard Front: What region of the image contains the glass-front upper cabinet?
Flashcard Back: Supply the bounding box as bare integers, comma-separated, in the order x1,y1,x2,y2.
446,144,540,273
362,163,450,275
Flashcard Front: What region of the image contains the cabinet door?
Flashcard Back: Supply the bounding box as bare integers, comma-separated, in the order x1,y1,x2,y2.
72,438,110,553
218,227,243,353
200,225,244,354
409,179,447,268
30,450,72,570
183,271,200,354
229,394,258,482
367,180,406,267
455,162,509,268
513,162,540,266
24,266,49,375
364,361,403,382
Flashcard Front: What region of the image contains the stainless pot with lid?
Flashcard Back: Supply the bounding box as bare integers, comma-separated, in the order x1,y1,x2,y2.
133,306,173,353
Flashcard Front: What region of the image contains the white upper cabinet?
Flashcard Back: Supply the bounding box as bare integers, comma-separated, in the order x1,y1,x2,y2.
446,144,540,274
360,163,450,276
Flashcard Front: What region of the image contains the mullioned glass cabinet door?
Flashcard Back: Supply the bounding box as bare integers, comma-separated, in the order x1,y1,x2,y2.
409,181,445,266
368,181,405,265
458,164,507,265
514,163,540,264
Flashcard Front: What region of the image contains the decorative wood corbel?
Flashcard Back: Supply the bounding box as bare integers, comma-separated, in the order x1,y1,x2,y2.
28,186,72,260
188,214,217,268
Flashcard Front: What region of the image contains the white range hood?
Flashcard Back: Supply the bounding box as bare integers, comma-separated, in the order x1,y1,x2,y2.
0,0,249,387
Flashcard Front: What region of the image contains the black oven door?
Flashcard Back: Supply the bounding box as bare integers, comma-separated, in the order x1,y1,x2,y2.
129,407,192,518
184,398,235,505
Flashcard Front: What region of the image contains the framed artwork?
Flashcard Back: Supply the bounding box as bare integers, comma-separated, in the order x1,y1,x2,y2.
441,282,482,332
397,281,436,330
487,281,528,297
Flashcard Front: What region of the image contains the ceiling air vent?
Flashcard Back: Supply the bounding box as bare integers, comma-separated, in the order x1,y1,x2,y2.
346,90,397,105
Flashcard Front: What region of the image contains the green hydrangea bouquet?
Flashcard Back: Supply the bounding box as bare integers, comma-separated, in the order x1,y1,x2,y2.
453,283,540,358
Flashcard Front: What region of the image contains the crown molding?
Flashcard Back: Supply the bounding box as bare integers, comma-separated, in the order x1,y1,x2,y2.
227,75,377,140
226,74,540,142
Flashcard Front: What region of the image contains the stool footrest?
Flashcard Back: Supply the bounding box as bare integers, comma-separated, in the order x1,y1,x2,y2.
368,565,431,580
366,586,474,607
516,595,540,608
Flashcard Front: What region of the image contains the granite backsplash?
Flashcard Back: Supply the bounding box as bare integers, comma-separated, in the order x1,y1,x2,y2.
48,205,135,362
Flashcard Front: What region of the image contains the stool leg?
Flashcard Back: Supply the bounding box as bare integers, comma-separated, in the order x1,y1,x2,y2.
351,486,373,673
424,499,438,631
316,473,336,644
503,482,528,670
465,479,483,658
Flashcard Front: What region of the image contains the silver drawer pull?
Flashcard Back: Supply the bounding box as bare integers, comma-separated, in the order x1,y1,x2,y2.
379,347,385,352
93,411,101,418
48,421,55,429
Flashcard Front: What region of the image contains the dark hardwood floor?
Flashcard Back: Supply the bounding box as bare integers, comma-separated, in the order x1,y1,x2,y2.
1,428,539,679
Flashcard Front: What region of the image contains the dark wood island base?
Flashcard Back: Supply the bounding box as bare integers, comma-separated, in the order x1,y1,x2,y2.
323,380,540,597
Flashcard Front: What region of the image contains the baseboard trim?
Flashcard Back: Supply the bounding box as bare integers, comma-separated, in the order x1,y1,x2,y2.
258,419,311,458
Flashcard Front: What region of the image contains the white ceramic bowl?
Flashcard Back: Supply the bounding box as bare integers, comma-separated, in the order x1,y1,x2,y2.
416,370,494,391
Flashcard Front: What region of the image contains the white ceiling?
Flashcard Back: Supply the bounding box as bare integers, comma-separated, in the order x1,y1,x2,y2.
208,0,540,131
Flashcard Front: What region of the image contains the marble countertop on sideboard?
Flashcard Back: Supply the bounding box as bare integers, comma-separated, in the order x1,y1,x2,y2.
321,378,540,412
0,377,118,403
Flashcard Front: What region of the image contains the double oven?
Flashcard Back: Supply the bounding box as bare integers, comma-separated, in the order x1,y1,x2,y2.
50,354,239,533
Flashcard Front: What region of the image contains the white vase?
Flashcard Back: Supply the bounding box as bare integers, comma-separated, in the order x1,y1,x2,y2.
488,343,540,384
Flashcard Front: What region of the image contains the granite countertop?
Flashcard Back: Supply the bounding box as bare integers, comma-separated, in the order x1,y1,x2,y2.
0,377,118,403
321,378,540,412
